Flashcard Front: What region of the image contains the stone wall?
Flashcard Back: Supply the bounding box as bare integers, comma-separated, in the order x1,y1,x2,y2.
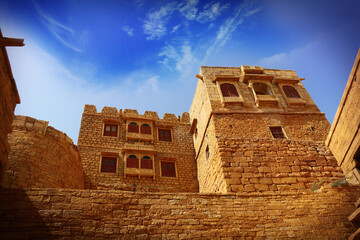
2,116,84,189
0,187,358,239
78,105,198,192
327,48,360,184
0,39,21,183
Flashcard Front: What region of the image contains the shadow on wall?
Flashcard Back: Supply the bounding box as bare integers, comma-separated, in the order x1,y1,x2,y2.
0,188,54,239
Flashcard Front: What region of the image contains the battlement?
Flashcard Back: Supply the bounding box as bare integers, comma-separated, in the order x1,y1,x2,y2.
83,104,190,123
12,115,74,144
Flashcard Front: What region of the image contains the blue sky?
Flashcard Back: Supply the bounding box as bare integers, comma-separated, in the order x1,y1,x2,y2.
1,0,359,143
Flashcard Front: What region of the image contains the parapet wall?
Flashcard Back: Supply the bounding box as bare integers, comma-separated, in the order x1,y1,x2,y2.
0,187,359,239
2,116,84,189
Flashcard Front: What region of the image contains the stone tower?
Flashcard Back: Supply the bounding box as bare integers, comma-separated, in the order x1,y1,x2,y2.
189,65,343,193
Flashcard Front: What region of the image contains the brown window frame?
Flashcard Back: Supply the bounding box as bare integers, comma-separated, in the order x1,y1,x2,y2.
269,126,286,139
126,155,139,168
104,124,118,137
282,85,301,98
101,156,117,173
158,128,172,142
128,122,139,133
160,161,176,178
140,124,152,135
141,156,153,169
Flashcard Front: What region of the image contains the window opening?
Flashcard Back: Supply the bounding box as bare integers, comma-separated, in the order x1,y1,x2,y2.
161,161,176,177
205,145,210,160
141,124,152,134
283,85,301,98
141,156,153,169
104,124,118,137
158,129,172,142
269,126,286,139
101,157,117,173
253,82,272,95
127,155,139,168
354,146,360,168
128,122,139,133
220,83,239,97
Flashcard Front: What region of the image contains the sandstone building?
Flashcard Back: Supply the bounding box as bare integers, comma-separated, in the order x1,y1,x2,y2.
1,30,360,239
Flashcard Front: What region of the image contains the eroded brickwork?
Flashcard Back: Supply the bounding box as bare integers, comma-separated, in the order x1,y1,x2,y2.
0,187,358,239
2,116,84,189
78,105,198,192
190,66,340,193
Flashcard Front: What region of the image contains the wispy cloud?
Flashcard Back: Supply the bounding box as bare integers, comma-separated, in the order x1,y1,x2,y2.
136,76,159,94
122,25,134,37
178,0,198,20
33,1,86,52
171,24,182,33
143,2,178,40
203,1,262,61
197,2,229,23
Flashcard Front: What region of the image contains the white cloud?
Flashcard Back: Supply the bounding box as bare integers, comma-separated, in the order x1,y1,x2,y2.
203,2,262,61
122,25,134,37
178,0,199,20
171,24,182,33
197,2,229,23
143,2,177,40
33,1,86,52
136,76,159,94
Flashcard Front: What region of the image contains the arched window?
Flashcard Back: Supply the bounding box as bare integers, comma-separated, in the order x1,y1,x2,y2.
220,83,239,97
282,85,301,98
128,122,139,133
141,156,153,169
253,82,272,95
126,155,139,168
140,124,152,134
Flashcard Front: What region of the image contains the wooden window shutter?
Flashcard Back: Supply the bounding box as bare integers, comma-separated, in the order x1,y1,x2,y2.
128,122,139,133
282,85,300,98
269,127,285,139
141,156,153,169
127,155,139,168
141,124,152,134
101,157,117,173
161,162,176,177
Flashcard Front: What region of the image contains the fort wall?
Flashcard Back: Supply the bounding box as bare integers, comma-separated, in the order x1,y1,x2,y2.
0,187,358,239
0,37,21,183
78,105,198,192
327,49,360,184
2,116,84,189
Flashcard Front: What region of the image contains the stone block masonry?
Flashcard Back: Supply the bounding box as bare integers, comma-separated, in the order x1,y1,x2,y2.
2,116,84,189
78,105,198,192
0,187,359,239
0,31,22,183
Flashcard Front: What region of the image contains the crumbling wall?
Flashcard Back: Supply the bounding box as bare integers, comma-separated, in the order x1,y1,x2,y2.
0,187,358,239
2,116,84,189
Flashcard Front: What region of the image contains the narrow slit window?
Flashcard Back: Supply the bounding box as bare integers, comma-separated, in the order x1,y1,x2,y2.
141,156,153,169
128,122,139,133
141,124,152,134
269,127,286,139
220,83,239,97
161,161,176,177
205,145,210,160
101,157,117,173
127,155,139,168
283,85,301,98
104,124,118,137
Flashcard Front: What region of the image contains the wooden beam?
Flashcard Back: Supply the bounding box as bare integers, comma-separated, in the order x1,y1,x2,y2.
0,37,25,47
